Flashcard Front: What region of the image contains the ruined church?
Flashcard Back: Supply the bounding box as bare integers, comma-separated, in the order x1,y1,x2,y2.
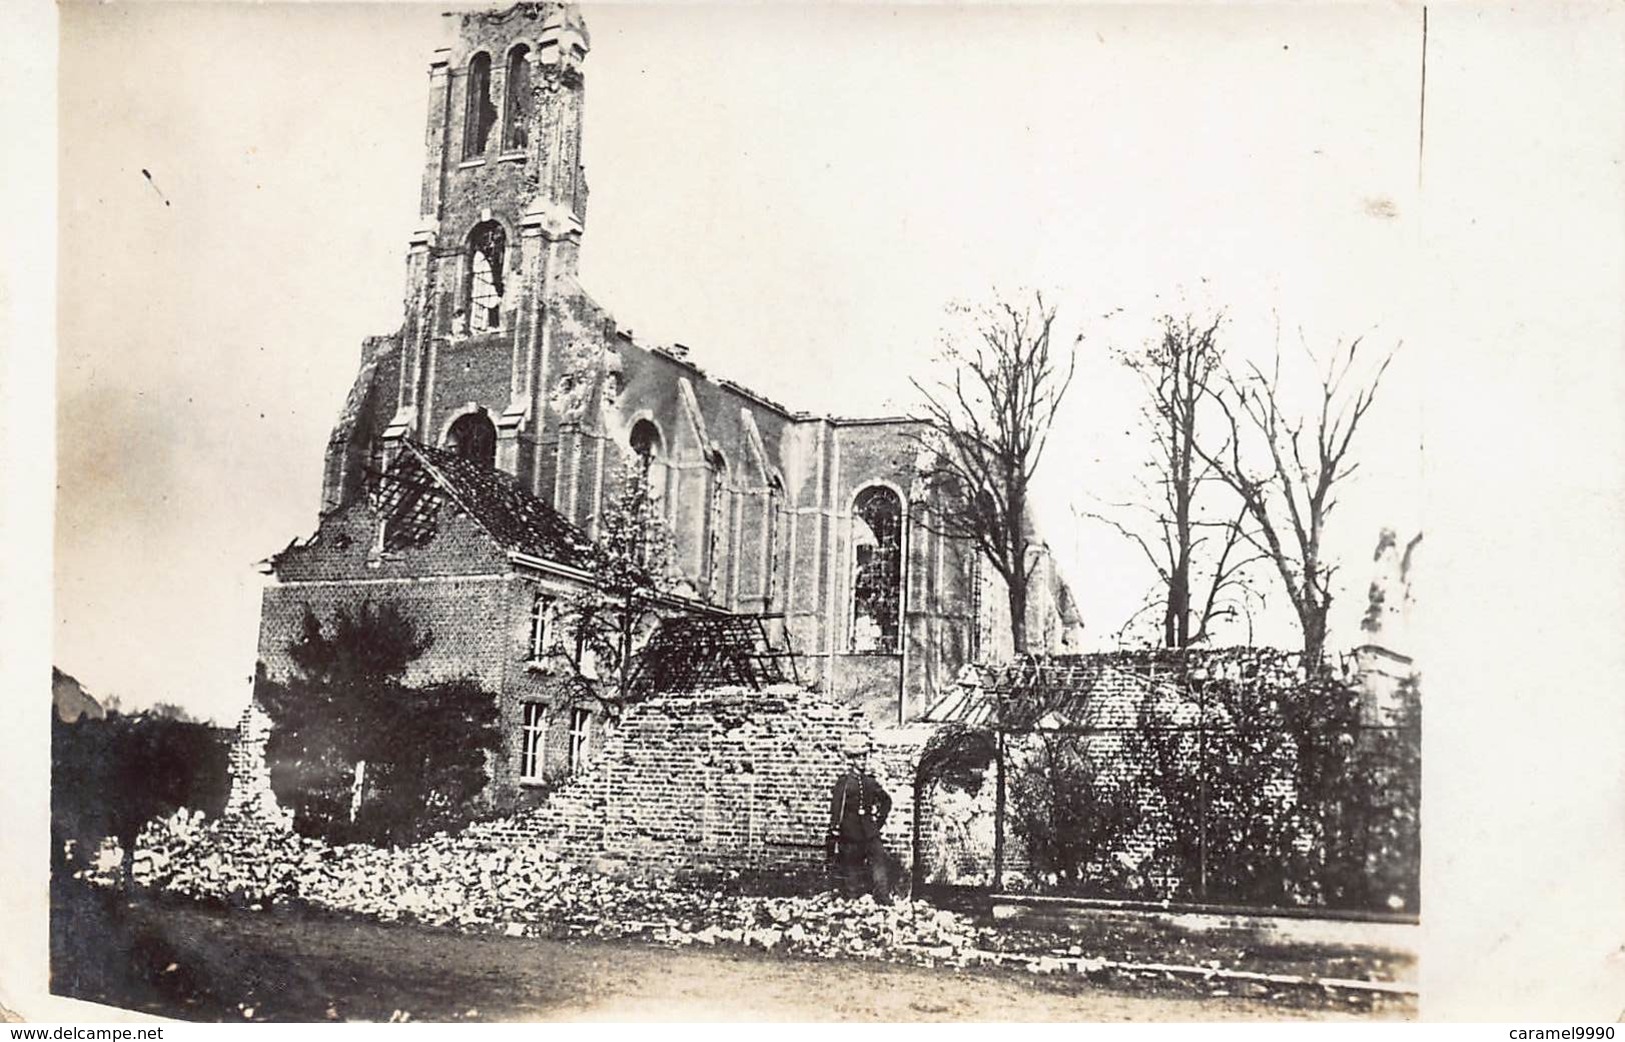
254,2,1081,806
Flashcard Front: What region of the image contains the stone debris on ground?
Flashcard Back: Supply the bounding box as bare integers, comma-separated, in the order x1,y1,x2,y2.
81,810,1410,1012
94,809,999,970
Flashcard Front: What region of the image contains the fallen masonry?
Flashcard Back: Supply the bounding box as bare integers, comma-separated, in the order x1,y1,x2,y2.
80,808,1414,1010
105,809,996,966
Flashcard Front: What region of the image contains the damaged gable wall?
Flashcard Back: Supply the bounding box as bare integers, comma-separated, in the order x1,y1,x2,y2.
257,473,600,803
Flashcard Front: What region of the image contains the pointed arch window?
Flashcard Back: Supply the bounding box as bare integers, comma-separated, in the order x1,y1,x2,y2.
629,420,668,502
764,475,785,612
629,419,661,486
850,485,903,654
628,419,666,568
466,221,507,333
705,451,731,606
463,52,496,159
504,45,531,152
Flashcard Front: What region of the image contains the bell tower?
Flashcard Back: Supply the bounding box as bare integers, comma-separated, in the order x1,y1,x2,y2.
382,3,592,489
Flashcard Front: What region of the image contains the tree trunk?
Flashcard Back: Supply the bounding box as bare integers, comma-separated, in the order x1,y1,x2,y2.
1007,575,1029,655
1167,550,1191,649
619,600,635,706
995,570,1028,893
1300,607,1328,670
993,728,1007,891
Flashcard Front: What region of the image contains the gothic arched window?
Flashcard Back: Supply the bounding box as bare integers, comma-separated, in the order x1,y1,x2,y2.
705,451,730,605
629,417,668,502
627,419,665,567
446,410,497,469
504,45,531,152
463,52,496,158
629,419,661,481
850,485,903,654
764,475,785,611
466,221,507,333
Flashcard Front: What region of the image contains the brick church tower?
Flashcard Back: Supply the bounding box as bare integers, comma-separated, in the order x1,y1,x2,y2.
321,3,612,520
270,2,1080,770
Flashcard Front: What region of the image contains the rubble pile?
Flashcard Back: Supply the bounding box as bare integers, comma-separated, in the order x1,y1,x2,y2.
104,810,997,968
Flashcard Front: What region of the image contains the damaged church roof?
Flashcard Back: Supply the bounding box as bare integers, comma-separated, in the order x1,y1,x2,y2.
376,440,596,569
922,655,1187,731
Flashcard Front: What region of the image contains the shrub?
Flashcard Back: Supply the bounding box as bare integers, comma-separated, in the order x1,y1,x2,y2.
51,708,231,876
1009,734,1142,892
257,601,500,846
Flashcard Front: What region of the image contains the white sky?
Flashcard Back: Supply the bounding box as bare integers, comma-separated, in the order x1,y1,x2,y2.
55,1,1435,724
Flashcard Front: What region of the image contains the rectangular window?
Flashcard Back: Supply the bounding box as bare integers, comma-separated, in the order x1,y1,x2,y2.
528,594,552,660
567,708,591,774
520,703,547,781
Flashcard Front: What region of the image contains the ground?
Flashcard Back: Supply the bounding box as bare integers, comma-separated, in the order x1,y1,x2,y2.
50,880,1412,1022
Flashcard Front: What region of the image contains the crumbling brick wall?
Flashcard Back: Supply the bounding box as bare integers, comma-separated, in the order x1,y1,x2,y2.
220,682,933,889
467,686,927,886
219,700,291,838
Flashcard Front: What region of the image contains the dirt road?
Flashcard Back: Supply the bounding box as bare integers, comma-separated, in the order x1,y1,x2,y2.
51,882,1407,1022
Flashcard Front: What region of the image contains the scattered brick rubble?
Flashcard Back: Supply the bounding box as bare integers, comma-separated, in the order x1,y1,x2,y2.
81,809,1411,1009
97,809,999,969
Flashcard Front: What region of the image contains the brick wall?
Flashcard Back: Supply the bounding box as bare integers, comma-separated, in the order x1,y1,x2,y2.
257,576,515,693
466,686,928,886
222,681,935,889
219,700,291,837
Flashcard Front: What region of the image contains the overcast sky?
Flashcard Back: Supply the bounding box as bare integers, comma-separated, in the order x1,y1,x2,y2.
52,1,1480,723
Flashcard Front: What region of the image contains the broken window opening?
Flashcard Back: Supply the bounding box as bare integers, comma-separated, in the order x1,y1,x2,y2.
629,419,661,480
705,451,730,606
567,708,591,775
504,45,531,152
445,410,497,469
520,702,547,781
764,476,784,611
850,485,903,654
463,52,496,159
628,420,665,567
466,221,507,333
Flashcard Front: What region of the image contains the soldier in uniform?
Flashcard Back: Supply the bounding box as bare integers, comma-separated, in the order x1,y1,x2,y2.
826,732,893,901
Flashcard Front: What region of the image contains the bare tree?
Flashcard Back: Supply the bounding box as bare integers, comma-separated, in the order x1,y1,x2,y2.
1086,313,1264,648
1194,333,1395,666
551,463,677,719
910,292,1078,655
909,291,1079,890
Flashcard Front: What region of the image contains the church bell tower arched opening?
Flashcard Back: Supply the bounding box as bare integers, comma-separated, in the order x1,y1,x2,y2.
381,4,594,494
